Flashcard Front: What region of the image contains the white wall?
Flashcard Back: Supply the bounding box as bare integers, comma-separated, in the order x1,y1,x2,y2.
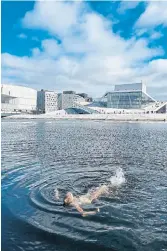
45,92,58,113
61,94,85,109
37,91,58,113
1,84,37,112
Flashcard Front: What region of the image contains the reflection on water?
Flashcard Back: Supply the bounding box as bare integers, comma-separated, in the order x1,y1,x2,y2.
2,120,167,251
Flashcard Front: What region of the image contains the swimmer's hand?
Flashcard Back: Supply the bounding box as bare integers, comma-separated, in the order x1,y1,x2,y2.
82,208,100,217
74,203,100,217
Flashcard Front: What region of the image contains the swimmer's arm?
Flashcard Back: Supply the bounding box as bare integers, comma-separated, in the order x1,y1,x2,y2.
74,203,99,217
91,190,102,201
82,209,99,217
91,186,109,201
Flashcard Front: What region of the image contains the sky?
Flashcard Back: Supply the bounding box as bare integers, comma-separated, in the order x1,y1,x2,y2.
1,0,167,100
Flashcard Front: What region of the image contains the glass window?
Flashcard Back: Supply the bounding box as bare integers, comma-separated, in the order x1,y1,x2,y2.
107,91,154,109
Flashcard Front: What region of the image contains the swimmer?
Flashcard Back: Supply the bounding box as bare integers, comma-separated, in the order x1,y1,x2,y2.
62,185,109,217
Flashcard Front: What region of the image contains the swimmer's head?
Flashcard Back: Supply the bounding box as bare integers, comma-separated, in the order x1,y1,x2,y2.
63,192,74,206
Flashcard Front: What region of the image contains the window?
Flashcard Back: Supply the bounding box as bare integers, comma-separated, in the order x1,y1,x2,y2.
107,91,152,109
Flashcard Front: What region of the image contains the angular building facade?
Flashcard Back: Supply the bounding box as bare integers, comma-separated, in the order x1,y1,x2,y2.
106,83,156,109
37,90,58,113
1,84,37,113
57,91,98,114
60,91,85,109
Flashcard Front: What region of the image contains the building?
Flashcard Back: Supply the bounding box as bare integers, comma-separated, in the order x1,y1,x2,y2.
106,83,156,109
86,82,166,114
60,91,85,110
2,83,166,117
1,84,37,114
56,91,98,114
77,93,88,99
57,93,62,110
63,91,76,95
37,90,58,113
77,93,93,102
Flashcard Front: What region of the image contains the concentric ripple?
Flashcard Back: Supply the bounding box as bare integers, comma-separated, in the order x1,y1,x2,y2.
2,119,167,251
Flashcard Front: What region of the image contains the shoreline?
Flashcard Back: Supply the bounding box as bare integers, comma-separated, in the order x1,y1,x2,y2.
2,113,167,122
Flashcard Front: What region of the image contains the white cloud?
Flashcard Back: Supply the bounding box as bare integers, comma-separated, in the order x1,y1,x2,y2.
135,2,167,28
118,1,140,14
41,39,62,57
22,1,84,38
149,59,167,74
2,51,167,99
17,33,27,39
31,48,41,57
2,1,167,99
150,31,162,40
135,29,163,40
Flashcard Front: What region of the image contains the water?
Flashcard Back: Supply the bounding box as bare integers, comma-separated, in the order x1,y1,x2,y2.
1,119,167,251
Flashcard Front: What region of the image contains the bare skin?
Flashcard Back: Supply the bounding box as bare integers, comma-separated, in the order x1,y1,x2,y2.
62,185,109,217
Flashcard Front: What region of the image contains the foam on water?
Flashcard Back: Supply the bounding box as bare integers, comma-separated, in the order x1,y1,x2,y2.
81,169,125,202
109,168,126,188
54,188,60,200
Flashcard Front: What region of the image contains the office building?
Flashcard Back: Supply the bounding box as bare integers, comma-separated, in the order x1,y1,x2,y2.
60,92,85,110
77,93,93,102
37,90,58,113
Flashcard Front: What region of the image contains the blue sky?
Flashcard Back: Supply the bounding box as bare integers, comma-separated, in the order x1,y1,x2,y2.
1,1,167,100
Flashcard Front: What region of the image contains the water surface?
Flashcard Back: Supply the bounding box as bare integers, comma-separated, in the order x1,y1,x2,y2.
2,120,167,251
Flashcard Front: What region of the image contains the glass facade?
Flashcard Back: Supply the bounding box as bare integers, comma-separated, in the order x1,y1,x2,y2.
107,91,155,109
65,107,99,114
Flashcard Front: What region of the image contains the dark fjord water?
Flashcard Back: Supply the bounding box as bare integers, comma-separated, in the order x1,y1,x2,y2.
1,120,167,251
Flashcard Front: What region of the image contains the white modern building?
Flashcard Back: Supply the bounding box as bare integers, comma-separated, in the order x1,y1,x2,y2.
37,90,58,113
106,82,156,109
60,91,86,110
1,84,37,115
1,83,166,117
114,83,147,93
88,83,167,114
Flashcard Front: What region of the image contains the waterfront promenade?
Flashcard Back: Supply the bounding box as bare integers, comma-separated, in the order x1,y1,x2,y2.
4,113,167,122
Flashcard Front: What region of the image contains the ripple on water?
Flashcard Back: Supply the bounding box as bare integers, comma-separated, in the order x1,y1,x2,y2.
2,120,167,251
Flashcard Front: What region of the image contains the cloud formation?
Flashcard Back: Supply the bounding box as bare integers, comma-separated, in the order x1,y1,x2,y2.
135,1,167,28
17,33,27,39
2,1,167,99
117,1,140,14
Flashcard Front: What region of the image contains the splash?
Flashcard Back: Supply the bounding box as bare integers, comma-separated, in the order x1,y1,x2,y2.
54,188,60,200
109,168,126,188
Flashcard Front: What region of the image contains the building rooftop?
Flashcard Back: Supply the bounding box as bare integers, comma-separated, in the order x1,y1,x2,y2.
63,91,76,94
114,83,145,92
